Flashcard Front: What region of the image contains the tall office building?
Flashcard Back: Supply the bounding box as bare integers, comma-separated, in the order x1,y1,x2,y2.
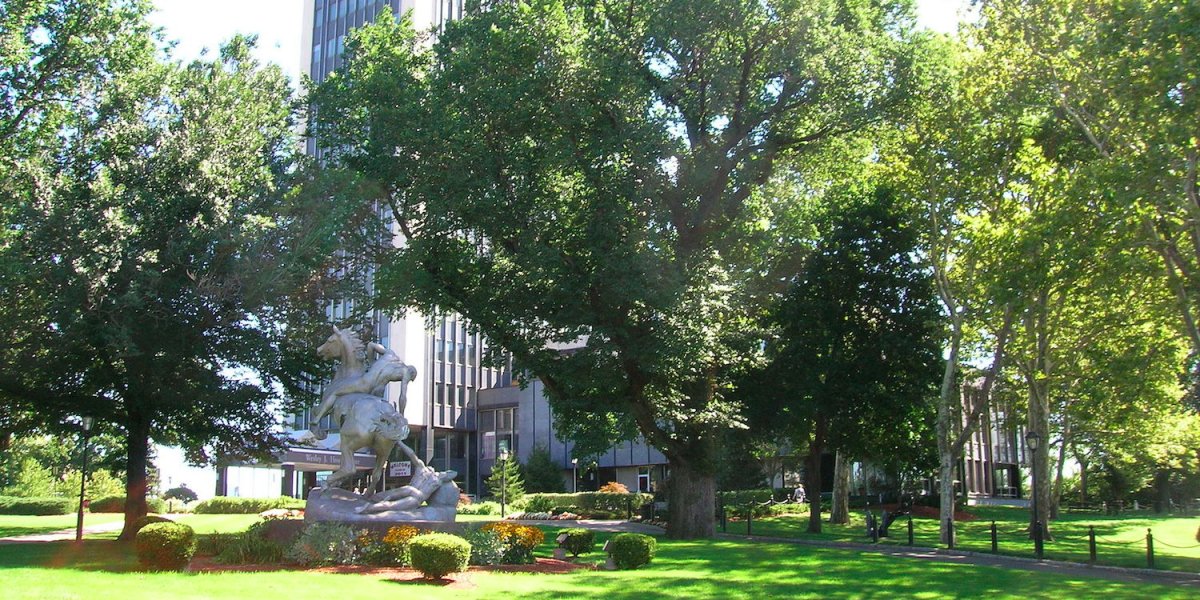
279,0,508,497
208,0,667,500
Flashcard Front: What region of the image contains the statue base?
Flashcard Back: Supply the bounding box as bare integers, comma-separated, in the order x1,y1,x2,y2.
304,487,457,524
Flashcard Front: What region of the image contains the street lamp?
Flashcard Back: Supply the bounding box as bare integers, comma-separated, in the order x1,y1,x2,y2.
498,447,510,518
1025,430,1043,559
76,416,94,543
571,458,578,494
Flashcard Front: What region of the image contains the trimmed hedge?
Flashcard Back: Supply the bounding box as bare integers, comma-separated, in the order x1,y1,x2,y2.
135,522,196,571
0,496,73,515
557,527,595,557
409,533,471,579
523,492,653,516
608,532,656,569
192,496,304,514
90,495,168,514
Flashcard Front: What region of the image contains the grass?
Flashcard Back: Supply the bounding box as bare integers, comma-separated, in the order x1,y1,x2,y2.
737,504,1200,572
0,514,125,538
0,528,1193,599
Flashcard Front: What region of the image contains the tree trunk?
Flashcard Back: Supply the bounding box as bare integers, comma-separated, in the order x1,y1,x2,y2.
664,432,717,539
1078,455,1089,505
804,419,827,533
1051,423,1068,520
830,451,851,524
118,409,151,541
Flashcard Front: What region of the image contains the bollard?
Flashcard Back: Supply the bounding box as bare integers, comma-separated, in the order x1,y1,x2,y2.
627,497,633,520
990,521,998,554
907,514,914,546
721,505,727,532
746,506,753,536
1088,526,1097,563
869,511,878,543
1146,529,1155,569
946,519,955,550
1034,521,1044,560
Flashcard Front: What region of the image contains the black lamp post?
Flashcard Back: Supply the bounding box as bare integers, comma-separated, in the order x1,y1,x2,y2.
498,447,510,518
75,416,94,543
571,457,578,493
1025,430,1044,559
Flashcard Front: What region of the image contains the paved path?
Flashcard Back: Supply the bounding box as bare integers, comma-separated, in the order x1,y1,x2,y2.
0,520,126,543
714,532,1200,589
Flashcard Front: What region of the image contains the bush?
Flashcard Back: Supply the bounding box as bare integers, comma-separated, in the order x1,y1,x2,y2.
131,514,173,535
90,495,167,514
216,521,286,564
0,496,73,515
598,481,629,494
608,533,656,569
192,496,304,514
464,527,505,566
286,522,357,566
409,533,471,579
480,521,545,564
557,527,595,558
457,500,498,515
135,522,196,571
357,524,420,567
163,486,198,503
196,532,237,557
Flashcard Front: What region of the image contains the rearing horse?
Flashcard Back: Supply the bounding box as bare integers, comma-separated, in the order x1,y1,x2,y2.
312,327,419,491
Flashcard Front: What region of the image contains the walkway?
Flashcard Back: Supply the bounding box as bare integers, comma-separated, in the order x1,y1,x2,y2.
0,520,126,543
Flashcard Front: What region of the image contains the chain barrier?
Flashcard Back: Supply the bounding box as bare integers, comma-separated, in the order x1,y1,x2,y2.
1152,539,1200,549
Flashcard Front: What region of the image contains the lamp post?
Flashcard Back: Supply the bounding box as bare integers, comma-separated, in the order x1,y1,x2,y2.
75,416,94,543
571,457,578,493
498,447,510,518
1025,430,1043,559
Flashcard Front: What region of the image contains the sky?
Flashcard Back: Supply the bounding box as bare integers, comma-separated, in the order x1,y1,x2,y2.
149,0,971,91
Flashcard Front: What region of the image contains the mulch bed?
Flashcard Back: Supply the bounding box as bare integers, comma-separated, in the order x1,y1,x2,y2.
187,555,592,589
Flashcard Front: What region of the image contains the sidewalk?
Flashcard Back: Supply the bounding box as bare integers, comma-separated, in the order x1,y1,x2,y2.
0,520,126,543
715,531,1200,589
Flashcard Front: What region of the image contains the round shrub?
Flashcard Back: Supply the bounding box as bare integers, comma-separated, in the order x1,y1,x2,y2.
557,527,595,558
609,533,656,570
135,522,196,571
598,481,629,494
409,533,471,579
131,514,173,535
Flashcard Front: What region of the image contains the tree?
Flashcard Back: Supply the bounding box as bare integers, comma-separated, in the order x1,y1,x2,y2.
757,188,942,533
522,445,566,493
486,455,526,506
311,0,923,539
0,29,350,539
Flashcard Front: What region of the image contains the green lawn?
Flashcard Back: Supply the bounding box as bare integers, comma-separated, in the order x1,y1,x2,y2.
738,505,1200,572
0,529,1192,599
0,514,126,538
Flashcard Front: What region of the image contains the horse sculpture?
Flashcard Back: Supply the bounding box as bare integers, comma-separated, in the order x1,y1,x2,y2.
312,327,419,491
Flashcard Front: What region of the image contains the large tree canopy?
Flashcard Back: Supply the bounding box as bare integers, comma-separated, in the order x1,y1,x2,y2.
312,0,924,537
0,3,350,538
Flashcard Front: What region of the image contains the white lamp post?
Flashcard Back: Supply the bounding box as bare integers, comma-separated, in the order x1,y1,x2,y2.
498,447,510,518
571,457,578,493
1026,430,1044,559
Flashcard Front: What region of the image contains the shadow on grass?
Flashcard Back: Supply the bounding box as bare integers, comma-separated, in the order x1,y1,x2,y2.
0,539,141,572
